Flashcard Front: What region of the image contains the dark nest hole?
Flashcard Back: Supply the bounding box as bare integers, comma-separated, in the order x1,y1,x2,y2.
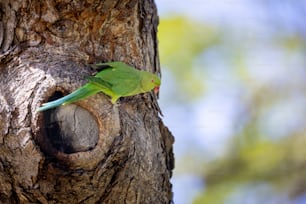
42,91,99,154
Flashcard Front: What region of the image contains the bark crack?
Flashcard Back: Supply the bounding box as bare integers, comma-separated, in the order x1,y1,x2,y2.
1,1,17,52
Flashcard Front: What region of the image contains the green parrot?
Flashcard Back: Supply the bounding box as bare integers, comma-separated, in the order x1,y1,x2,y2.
37,61,161,112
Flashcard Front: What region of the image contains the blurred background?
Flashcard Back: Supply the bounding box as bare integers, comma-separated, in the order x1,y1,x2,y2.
154,1,306,204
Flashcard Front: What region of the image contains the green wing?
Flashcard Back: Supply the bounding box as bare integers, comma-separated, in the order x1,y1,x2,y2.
85,76,113,89
95,64,142,97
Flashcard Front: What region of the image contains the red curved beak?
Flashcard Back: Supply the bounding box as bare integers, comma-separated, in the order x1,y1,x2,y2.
154,86,160,94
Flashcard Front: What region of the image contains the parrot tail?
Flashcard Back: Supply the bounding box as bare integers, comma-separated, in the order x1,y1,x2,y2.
37,84,99,112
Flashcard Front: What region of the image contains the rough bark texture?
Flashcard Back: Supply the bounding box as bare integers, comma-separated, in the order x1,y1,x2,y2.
0,0,174,203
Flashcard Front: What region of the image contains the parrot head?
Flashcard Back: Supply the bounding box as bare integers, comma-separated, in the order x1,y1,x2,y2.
141,71,161,94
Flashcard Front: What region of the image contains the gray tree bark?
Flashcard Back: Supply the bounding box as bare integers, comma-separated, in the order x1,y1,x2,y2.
0,0,174,203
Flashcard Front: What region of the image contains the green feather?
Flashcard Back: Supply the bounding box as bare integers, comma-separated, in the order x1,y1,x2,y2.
84,76,113,89
37,61,161,111
37,84,100,112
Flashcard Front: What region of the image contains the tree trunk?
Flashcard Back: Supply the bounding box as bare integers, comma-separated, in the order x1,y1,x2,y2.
0,0,174,203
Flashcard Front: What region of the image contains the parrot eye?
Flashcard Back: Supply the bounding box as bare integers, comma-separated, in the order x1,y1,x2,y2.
151,79,154,83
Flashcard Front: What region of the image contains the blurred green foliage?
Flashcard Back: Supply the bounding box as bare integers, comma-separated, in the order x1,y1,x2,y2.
158,17,218,101
194,133,306,203
158,14,306,204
